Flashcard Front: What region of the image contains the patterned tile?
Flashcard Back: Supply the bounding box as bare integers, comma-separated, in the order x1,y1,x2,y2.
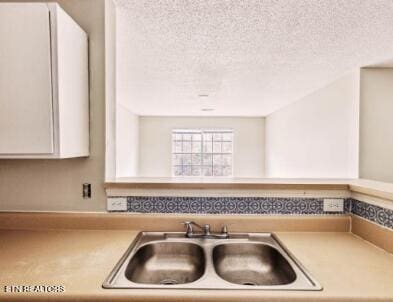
107,196,393,230
351,199,393,229
120,196,352,215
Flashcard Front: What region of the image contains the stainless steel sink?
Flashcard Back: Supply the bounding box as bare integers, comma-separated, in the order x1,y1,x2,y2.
103,232,322,290
213,243,296,286
125,242,205,284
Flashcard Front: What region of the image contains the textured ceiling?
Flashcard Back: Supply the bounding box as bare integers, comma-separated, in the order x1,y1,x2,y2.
115,0,393,116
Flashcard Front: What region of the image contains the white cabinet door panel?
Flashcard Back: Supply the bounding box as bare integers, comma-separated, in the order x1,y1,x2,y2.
0,4,54,154
55,6,89,157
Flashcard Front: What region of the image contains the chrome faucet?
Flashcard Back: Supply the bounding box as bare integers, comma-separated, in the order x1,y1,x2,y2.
182,221,229,239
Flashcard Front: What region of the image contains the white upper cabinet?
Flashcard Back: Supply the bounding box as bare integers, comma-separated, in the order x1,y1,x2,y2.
0,3,89,158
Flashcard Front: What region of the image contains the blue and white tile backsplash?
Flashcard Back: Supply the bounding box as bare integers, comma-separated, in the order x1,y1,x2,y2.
124,196,351,215
107,196,393,230
351,199,393,229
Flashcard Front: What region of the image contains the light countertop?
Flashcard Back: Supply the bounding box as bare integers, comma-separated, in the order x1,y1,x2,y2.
0,229,392,301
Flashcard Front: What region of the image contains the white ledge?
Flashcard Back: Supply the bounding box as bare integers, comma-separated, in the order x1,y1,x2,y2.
104,178,393,203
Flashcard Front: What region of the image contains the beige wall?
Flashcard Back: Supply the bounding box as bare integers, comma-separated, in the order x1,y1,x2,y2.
0,0,108,211
265,71,360,178
360,68,393,183
138,116,265,178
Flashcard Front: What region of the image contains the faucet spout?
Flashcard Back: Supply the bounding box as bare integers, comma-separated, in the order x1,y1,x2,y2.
182,221,229,239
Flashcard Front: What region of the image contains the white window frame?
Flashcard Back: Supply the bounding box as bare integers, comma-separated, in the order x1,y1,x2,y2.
171,128,234,178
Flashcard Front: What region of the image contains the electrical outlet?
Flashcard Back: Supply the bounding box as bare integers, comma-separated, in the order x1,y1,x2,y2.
107,198,127,211
323,198,344,212
82,183,91,199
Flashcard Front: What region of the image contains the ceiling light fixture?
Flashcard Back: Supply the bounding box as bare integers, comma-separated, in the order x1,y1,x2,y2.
198,94,209,98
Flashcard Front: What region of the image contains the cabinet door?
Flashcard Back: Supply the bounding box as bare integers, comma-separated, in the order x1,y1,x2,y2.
0,4,54,154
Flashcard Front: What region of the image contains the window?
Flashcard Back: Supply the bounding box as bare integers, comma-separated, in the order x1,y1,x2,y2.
172,129,233,177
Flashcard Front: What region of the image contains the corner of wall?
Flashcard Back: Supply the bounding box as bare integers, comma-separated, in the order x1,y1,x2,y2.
264,70,360,178
104,0,117,181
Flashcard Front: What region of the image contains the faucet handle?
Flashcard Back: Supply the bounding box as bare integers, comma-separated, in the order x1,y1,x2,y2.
221,224,229,234
181,221,205,234
181,221,193,233
203,224,211,235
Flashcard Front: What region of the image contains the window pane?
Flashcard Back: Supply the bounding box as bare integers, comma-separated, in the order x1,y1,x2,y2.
213,142,221,153
173,133,181,140
183,165,192,176
222,154,232,165
182,133,191,141
173,141,182,153
202,166,212,176
203,133,213,141
222,141,232,153
192,133,201,141
222,133,232,141
172,129,232,178
203,154,212,165
173,166,183,176
173,154,182,165
213,166,223,176
192,166,201,176
192,141,201,153
213,133,222,141
183,141,192,153
192,154,201,165
213,154,222,165
222,166,232,176
203,141,212,153
183,154,192,165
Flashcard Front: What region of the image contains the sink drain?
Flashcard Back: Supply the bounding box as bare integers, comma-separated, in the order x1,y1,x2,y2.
159,279,179,285
241,281,258,286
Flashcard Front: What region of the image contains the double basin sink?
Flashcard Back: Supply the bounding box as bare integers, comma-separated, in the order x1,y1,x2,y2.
103,232,321,290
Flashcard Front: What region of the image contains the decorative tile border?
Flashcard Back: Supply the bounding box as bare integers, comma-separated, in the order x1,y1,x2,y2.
351,199,393,229
112,196,351,215
107,196,393,230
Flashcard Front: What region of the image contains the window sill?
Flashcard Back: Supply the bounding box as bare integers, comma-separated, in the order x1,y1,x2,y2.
104,178,393,204
105,177,350,191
